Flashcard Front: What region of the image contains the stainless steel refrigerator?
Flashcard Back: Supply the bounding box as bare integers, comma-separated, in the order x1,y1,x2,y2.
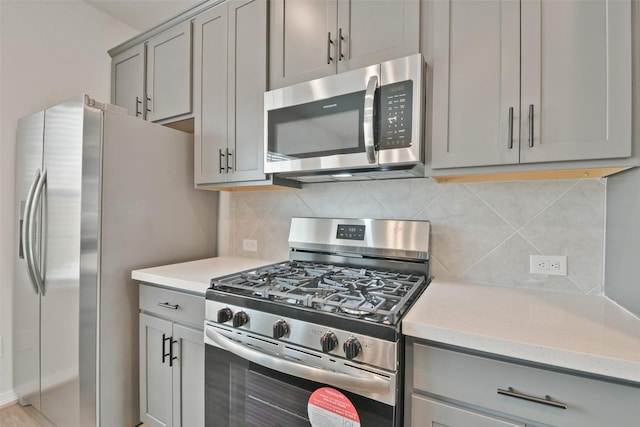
13,95,218,427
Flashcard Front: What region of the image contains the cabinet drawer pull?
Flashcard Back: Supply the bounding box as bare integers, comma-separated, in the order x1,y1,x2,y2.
338,28,345,61
226,148,233,172
507,107,514,149
497,387,567,410
528,104,534,147
135,97,142,117
158,302,179,310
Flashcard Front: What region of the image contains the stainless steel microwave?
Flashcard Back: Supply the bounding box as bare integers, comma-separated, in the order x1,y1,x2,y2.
264,54,425,183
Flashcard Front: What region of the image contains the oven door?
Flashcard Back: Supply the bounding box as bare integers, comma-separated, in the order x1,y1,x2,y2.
204,325,400,427
264,64,381,175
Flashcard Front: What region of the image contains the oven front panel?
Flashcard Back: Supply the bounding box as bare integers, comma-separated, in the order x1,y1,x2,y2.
205,344,399,427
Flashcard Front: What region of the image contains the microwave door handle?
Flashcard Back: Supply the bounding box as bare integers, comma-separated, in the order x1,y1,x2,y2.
205,326,389,395
363,75,378,164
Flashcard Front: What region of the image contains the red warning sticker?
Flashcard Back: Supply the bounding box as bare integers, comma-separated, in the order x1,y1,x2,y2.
307,387,361,427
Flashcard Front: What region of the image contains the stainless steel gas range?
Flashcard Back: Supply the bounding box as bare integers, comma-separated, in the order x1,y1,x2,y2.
204,217,430,426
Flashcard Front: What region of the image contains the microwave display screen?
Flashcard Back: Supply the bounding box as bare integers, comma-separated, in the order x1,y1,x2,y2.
268,90,365,159
378,80,413,150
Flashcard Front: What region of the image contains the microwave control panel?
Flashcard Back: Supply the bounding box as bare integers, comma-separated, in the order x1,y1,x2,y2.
378,80,413,150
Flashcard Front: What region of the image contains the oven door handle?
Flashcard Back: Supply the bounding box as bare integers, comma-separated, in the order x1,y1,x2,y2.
205,327,390,395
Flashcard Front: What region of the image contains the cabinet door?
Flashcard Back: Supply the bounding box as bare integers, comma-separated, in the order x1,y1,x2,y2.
172,324,204,427
227,0,268,182
520,0,631,164
431,0,520,169
337,0,419,73
146,20,192,122
111,44,145,118
411,395,524,427
269,0,338,89
194,3,229,185
140,313,173,427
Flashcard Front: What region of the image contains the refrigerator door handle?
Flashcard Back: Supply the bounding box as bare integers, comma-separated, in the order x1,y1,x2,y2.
22,169,41,295
28,168,47,296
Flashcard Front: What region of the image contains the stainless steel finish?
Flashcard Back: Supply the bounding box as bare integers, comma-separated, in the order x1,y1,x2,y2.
158,302,180,310
13,96,218,427
265,63,380,173
364,75,378,164
27,168,47,295
288,217,430,261
497,387,567,410
205,323,397,406
14,111,45,411
264,54,425,182
205,300,398,371
528,104,534,147
22,170,40,295
508,107,514,149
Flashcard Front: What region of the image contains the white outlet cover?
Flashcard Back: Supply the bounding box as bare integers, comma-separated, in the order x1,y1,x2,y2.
243,239,258,252
530,255,567,276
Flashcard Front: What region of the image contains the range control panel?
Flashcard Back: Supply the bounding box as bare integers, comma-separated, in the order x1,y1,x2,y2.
378,80,413,149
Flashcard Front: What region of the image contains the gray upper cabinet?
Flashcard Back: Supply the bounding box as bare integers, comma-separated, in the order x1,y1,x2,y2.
431,0,632,171
110,20,192,123
111,44,145,119
194,0,271,187
269,0,419,89
146,20,192,122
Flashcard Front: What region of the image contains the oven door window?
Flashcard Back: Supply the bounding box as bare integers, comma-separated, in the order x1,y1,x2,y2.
205,344,395,427
267,91,366,160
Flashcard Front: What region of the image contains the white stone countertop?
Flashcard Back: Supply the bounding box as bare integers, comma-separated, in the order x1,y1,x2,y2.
131,256,276,295
403,279,640,384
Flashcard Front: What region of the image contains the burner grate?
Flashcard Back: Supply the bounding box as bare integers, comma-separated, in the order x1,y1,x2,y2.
213,261,427,325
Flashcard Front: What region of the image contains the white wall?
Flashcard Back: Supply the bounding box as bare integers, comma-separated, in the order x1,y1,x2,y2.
0,0,137,403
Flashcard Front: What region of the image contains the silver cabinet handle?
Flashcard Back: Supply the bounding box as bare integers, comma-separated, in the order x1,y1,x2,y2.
364,75,378,164
206,326,389,394
146,97,152,114
528,104,534,147
508,107,514,149
157,302,179,310
22,170,41,295
338,28,345,61
327,32,334,64
218,149,225,174
498,387,567,410
28,168,47,296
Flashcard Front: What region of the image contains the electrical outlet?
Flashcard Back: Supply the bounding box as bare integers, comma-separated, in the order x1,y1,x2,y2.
530,255,567,276
242,239,258,252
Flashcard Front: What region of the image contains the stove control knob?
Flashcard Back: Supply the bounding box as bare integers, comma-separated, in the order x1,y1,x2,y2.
343,337,362,360
232,311,249,328
217,307,233,323
273,320,289,339
320,332,338,353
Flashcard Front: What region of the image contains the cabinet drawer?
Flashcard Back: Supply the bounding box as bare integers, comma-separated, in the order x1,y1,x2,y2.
413,344,640,427
139,284,204,327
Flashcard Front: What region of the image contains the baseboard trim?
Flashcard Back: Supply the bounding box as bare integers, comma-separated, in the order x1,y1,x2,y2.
0,389,18,409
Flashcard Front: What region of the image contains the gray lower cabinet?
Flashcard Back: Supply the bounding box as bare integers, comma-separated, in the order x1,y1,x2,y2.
269,0,419,89
405,341,640,427
139,284,204,427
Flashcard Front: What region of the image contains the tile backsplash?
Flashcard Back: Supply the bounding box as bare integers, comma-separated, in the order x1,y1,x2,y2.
218,178,605,295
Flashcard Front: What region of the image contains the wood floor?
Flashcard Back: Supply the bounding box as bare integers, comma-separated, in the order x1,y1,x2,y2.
0,403,149,427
